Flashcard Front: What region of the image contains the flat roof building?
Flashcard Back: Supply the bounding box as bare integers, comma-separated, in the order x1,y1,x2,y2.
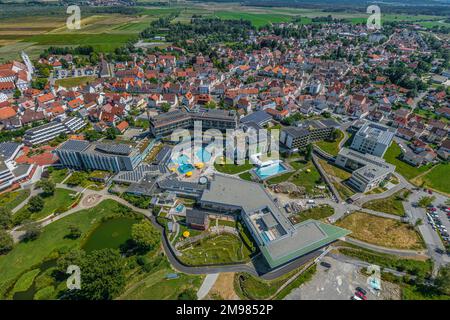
335,147,395,193
55,139,154,172
350,121,396,157
280,119,339,151
197,174,350,268
149,109,238,137
23,116,86,146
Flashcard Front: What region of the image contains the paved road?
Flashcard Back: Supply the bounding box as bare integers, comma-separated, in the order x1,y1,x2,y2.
197,273,219,300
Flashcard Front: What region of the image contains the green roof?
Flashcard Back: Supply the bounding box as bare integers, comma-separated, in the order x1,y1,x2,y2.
260,219,351,268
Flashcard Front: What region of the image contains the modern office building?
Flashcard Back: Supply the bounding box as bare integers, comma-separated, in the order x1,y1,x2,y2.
0,142,34,190
149,109,238,137
157,174,350,269
55,139,154,172
23,116,86,146
280,119,340,151
335,147,395,192
350,121,396,157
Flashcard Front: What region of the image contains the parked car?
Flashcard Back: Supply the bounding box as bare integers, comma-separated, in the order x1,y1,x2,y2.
351,295,362,300
356,287,367,295
320,261,331,268
435,248,445,254
355,291,367,300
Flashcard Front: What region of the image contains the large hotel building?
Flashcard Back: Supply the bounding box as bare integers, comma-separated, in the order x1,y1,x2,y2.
149,109,238,137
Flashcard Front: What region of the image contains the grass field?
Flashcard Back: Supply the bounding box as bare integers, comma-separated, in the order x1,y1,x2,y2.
214,159,254,175
336,211,425,250
46,167,68,184
0,189,30,212
14,188,76,222
234,262,316,300
55,76,96,88
384,142,434,181
413,163,450,195
336,241,432,278
119,258,204,300
0,200,132,297
268,160,323,194
290,204,334,224
317,158,352,181
314,130,344,156
178,233,252,266
362,189,410,217
333,181,356,199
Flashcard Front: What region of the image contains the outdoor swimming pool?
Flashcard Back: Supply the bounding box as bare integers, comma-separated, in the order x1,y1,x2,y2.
174,148,212,174
254,163,288,179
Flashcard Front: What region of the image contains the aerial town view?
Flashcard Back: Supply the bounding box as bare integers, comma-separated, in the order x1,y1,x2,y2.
0,0,449,306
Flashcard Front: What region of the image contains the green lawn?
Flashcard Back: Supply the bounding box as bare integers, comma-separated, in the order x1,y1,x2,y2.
418,163,450,194
266,171,294,184
362,189,410,217
10,269,40,295
384,142,434,180
290,205,334,224
46,167,68,183
314,130,344,156
317,158,352,181
234,263,316,300
214,159,254,174
0,189,30,211
119,259,204,300
290,162,323,193
238,171,253,181
14,188,76,222
55,76,96,88
178,233,251,266
0,199,135,297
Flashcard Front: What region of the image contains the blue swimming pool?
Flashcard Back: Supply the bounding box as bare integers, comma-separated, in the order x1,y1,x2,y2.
254,163,287,179
196,148,212,162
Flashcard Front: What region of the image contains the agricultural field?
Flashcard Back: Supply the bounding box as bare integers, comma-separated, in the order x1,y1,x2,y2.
335,211,425,250
1,3,447,62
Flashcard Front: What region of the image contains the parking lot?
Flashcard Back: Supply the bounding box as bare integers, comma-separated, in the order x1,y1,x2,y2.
423,198,450,249
284,256,401,300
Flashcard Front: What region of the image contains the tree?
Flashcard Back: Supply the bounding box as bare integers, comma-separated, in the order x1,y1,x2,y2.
131,221,160,252
13,89,21,99
84,130,103,142
66,224,82,239
76,249,126,300
414,218,423,227
28,195,44,213
0,229,13,255
178,288,197,300
305,143,313,161
56,248,86,274
435,264,450,295
66,171,87,186
22,220,41,241
160,102,171,113
418,196,435,208
105,127,118,140
0,207,12,230
37,179,55,196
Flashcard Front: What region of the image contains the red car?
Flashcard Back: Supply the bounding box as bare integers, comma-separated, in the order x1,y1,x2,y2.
355,291,367,300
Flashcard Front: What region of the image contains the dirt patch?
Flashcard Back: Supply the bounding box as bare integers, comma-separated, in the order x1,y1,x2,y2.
207,272,240,300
